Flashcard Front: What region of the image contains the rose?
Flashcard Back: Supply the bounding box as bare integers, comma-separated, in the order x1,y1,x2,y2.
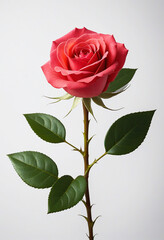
41,27,128,98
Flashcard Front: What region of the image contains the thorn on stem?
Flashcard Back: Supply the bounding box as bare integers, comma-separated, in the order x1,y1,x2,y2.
82,199,87,207
93,233,98,239
90,203,95,209
86,233,89,239
93,215,101,227
79,214,89,223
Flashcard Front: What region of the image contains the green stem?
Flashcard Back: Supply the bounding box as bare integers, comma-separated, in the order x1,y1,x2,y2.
64,140,83,154
85,152,107,176
83,102,94,240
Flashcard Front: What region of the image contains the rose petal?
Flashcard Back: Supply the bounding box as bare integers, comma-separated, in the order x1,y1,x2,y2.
67,56,90,70
86,50,99,66
54,66,91,76
102,44,128,91
65,40,98,70
86,37,105,56
85,38,100,51
41,61,68,88
101,34,117,66
89,43,96,52
64,35,104,71
95,57,106,74
57,42,68,69
54,66,92,81
78,61,118,83
98,37,106,56
65,35,100,57
115,43,128,69
50,49,60,69
43,28,128,98
64,75,108,98
50,27,96,53
72,42,91,56
80,51,108,72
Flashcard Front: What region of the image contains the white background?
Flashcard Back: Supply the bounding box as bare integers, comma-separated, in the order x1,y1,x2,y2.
0,0,164,239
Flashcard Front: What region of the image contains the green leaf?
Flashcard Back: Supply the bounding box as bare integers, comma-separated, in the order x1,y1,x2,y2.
24,113,66,143
48,175,86,213
106,68,137,93
8,151,58,188
105,110,155,155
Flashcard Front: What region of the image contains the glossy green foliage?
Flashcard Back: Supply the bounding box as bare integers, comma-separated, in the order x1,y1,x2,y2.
8,151,58,188
105,111,155,155
24,113,66,143
107,68,137,93
48,175,86,213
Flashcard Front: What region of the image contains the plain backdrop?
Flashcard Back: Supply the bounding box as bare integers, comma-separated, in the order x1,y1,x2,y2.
0,0,164,239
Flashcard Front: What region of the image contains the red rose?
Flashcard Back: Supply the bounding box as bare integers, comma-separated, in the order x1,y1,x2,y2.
41,27,128,98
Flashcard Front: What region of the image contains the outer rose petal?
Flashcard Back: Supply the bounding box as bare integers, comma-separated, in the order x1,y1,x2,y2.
78,62,118,84
41,61,68,88
64,75,108,98
101,34,117,66
50,49,61,69
54,66,93,81
57,42,68,69
50,27,96,53
103,44,128,91
115,43,128,69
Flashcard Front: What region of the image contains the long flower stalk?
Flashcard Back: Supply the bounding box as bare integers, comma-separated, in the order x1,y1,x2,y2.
82,102,94,239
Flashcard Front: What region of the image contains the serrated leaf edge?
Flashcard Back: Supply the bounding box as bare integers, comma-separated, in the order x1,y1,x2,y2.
105,110,156,155
48,175,86,213
107,68,137,92
24,113,66,143
8,151,58,189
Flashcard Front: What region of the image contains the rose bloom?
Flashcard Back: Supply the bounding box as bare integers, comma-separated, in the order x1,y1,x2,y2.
42,27,128,98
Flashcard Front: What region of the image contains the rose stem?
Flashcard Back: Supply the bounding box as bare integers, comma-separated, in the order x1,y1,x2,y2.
83,101,94,240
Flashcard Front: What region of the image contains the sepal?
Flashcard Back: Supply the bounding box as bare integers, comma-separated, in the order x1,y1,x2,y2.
45,93,73,103
92,97,118,111
65,97,81,117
